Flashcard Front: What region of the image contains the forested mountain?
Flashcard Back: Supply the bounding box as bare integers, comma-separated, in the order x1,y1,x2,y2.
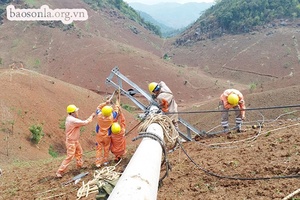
176,0,300,45
136,10,176,38
212,0,300,32
78,0,162,36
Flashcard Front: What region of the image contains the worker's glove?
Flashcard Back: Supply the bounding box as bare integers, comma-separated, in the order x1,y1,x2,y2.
156,109,162,114
151,94,157,99
95,124,99,133
96,109,101,115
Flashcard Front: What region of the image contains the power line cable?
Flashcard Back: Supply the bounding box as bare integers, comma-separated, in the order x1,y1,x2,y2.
166,104,300,115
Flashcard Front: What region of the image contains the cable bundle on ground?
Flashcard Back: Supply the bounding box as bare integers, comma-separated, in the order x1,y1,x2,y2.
76,166,121,199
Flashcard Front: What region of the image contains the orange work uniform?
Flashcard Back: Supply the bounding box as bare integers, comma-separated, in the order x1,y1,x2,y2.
155,81,178,125
220,89,246,130
95,103,119,166
56,114,93,175
111,112,126,161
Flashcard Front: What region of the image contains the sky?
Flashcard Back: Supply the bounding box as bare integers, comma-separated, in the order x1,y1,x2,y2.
123,0,215,5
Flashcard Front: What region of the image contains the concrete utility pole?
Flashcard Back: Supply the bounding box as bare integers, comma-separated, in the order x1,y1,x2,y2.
108,123,164,200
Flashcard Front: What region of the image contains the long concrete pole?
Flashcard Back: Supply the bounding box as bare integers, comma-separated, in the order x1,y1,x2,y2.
108,123,164,200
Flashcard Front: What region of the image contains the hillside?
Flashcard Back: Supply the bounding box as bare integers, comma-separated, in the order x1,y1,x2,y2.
0,0,300,199
0,0,235,107
1,75,300,199
167,21,300,88
0,68,139,164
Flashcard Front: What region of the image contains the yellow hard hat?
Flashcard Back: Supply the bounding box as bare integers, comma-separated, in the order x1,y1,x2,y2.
148,82,158,93
102,105,113,117
67,104,79,113
228,93,239,106
111,122,121,134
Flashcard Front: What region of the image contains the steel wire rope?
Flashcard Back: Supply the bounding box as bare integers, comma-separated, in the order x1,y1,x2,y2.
192,111,297,151
166,104,300,115
178,140,300,181
124,106,299,151
201,111,299,148
199,111,266,148
204,122,300,150
165,104,299,137
203,106,265,136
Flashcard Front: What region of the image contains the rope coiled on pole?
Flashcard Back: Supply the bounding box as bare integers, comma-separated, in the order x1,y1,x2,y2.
137,113,179,150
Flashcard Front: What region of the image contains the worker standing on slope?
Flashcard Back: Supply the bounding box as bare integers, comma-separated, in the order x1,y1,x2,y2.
110,103,126,162
220,89,246,133
95,100,119,167
148,81,179,128
56,105,95,178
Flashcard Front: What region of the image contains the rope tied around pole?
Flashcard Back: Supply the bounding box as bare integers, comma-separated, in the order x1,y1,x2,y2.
137,113,179,150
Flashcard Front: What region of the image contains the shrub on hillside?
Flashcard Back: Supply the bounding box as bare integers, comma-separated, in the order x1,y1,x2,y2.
29,124,44,144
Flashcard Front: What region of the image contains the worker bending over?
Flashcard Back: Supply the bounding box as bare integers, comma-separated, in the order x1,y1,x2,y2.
220,89,246,133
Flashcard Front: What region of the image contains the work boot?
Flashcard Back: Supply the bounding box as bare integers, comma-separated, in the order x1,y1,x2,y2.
223,127,230,134
115,156,122,162
236,128,246,133
56,172,62,178
236,124,242,133
96,164,101,168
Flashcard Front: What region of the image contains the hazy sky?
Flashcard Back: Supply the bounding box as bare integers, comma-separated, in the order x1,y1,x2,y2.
123,0,215,5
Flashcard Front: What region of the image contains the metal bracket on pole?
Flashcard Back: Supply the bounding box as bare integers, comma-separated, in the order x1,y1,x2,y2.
106,66,159,111
105,66,203,141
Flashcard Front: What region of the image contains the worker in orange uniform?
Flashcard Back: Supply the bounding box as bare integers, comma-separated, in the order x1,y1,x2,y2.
148,81,179,128
110,109,126,162
220,89,246,133
56,104,95,178
95,100,119,167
